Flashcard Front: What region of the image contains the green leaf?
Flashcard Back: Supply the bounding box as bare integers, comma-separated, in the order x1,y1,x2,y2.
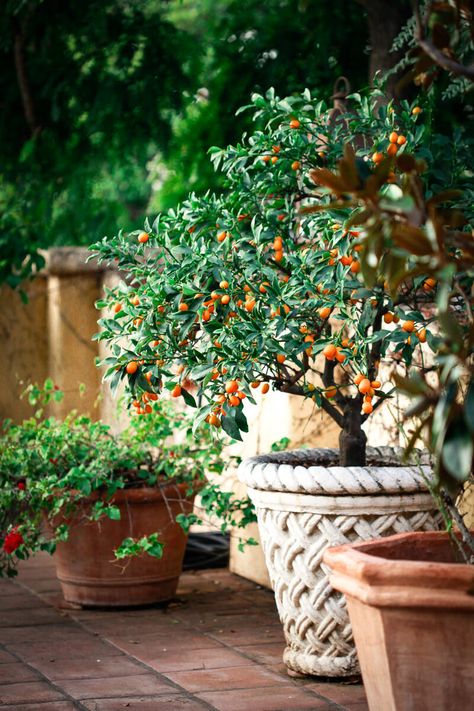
464,381,474,433
147,542,164,558
221,414,243,441
76,478,92,496
106,506,121,521
181,388,197,408
438,312,463,348
441,417,473,483
234,407,249,433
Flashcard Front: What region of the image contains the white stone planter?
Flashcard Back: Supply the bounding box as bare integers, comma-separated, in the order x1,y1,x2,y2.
237,447,442,678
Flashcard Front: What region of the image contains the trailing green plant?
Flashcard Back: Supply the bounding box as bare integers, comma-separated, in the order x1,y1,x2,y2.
0,379,255,577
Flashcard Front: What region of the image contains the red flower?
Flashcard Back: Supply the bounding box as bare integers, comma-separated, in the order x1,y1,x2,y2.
17,482,26,491
3,529,24,555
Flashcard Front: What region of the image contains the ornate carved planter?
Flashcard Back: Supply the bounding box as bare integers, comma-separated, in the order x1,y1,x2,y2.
237,447,442,677
324,531,474,710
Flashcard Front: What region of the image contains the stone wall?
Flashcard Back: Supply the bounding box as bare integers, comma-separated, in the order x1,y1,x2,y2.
0,248,111,423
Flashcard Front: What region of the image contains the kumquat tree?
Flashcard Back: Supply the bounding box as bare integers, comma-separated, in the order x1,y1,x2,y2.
92,87,471,468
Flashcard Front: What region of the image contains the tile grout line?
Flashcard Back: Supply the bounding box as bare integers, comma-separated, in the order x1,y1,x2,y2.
67,584,354,711
0,641,90,711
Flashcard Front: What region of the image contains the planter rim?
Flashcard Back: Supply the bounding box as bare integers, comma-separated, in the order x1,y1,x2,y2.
247,486,437,515
238,447,432,496
324,530,474,610
54,480,199,506
93,480,197,504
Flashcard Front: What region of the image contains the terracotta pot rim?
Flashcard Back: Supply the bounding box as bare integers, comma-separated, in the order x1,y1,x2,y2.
54,479,201,505
324,530,474,610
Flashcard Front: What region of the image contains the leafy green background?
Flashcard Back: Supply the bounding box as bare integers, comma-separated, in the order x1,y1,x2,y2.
1,0,368,286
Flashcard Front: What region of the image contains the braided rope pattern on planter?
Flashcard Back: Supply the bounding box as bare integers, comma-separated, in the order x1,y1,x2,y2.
256,504,443,676
238,447,433,496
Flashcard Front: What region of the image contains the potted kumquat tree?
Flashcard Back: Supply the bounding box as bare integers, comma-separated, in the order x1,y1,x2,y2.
91,86,471,675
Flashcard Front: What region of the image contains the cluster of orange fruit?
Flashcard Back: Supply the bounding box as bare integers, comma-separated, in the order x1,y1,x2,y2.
372,130,407,165
131,389,159,415
123,363,159,415
354,374,382,414
383,312,427,343
273,235,284,262
261,144,281,165
322,343,345,363
327,245,362,273
205,379,270,427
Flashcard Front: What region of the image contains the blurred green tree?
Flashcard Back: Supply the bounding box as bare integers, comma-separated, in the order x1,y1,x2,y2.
4,0,408,286
154,0,370,209
0,0,191,287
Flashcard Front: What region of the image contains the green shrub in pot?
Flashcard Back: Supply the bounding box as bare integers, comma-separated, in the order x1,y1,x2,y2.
0,379,254,583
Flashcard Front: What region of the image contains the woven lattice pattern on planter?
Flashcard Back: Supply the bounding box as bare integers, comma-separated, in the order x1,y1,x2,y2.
256,505,443,677
238,448,442,677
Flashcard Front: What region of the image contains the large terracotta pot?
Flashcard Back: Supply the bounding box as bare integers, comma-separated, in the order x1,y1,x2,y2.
324,530,474,711
52,482,195,607
237,447,442,677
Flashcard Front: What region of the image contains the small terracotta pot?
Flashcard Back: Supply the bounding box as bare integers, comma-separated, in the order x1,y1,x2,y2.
324,531,474,711
52,482,195,607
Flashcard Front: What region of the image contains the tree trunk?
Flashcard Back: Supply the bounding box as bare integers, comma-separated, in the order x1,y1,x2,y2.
339,400,367,466
356,0,413,97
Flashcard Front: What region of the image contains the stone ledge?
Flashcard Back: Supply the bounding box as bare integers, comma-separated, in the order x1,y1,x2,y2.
41,247,115,276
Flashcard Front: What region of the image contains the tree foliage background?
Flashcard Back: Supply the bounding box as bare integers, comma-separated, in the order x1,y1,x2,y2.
0,0,369,286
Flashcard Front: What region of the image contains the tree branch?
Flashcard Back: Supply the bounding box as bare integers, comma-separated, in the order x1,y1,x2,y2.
319,394,344,428
13,20,40,137
420,40,474,80
413,0,474,81
441,490,474,564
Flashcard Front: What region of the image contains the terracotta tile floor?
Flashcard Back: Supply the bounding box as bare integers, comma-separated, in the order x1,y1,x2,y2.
0,554,368,710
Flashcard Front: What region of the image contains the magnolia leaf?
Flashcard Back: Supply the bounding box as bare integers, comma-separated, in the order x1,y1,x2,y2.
345,208,371,227
309,169,348,194
396,153,417,173
426,189,464,208
438,311,463,347
432,382,457,449
392,225,434,256
464,381,474,433
393,373,429,395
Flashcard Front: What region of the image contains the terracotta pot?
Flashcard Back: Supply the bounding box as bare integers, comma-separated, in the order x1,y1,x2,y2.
237,446,443,677
52,482,195,607
324,530,474,711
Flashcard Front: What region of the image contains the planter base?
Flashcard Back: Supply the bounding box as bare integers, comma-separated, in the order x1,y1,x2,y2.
58,573,180,608
283,647,358,678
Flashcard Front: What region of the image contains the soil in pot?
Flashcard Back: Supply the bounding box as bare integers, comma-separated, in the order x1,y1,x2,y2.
52,481,195,607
